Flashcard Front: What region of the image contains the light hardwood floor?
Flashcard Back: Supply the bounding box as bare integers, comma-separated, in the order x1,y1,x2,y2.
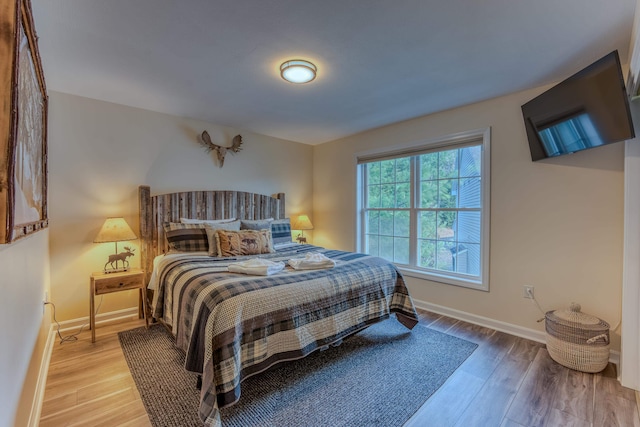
39,310,640,426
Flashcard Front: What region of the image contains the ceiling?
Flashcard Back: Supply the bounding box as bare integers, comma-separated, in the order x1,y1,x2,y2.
31,0,636,145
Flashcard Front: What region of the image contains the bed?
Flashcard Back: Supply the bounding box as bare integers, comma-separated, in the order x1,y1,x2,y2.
138,186,419,427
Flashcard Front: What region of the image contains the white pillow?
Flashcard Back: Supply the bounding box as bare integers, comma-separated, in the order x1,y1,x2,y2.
180,217,236,225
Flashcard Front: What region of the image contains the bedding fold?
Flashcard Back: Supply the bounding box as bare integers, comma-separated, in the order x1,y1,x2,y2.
228,258,285,276
288,252,336,270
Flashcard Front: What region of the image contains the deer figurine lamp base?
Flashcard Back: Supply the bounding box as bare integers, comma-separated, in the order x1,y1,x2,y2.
103,242,136,273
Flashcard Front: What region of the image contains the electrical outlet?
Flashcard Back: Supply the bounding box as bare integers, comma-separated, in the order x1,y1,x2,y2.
523,285,534,299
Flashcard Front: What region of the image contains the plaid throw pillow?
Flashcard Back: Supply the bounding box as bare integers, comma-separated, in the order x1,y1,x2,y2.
163,223,208,252
271,218,292,245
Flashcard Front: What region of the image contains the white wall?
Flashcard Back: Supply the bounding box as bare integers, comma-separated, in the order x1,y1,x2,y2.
313,85,625,350
47,91,314,321
0,230,50,427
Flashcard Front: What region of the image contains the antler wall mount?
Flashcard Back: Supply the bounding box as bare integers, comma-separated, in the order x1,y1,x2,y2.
199,131,243,167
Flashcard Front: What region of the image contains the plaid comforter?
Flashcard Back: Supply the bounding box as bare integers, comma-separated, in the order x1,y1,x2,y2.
151,245,418,426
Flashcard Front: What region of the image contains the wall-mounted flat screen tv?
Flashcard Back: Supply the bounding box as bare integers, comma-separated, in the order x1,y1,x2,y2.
521,50,635,161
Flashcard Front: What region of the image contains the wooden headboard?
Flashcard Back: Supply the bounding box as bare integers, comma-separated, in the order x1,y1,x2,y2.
138,185,285,284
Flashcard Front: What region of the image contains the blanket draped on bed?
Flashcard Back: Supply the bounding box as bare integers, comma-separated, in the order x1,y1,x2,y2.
151,245,419,427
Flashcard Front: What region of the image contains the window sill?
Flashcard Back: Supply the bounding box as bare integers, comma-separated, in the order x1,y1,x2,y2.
397,266,489,292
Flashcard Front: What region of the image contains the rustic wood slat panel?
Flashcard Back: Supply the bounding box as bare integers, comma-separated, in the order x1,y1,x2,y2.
138,186,286,284
138,186,152,286
179,193,187,220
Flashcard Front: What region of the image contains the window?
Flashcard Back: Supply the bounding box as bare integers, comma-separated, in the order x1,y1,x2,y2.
357,129,490,290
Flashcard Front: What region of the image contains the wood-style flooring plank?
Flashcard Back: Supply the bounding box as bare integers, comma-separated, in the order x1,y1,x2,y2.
403,369,485,427
427,315,460,333
453,355,529,427
593,366,640,427
458,330,517,381
504,348,565,426
551,368,593,423
595,363,638,402
416,308,442,327
500,419,526,427
74,399,150,427
507,336,544,362
116,414,153,427
543,408,591,427
40,388,140,427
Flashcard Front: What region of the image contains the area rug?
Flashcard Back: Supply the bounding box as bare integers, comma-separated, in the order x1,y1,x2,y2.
119,317,477,427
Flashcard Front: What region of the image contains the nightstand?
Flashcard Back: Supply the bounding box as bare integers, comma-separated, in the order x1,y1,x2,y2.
90,269,147,342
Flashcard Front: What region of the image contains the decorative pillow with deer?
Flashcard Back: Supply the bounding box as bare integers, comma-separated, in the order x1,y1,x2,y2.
203,221,241,256
216,229,275,257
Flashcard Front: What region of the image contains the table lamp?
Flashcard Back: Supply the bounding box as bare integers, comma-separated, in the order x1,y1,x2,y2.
94,217,138,273
291,214,313,244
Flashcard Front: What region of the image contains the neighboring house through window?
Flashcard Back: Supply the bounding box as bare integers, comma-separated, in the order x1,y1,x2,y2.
356,128,491,290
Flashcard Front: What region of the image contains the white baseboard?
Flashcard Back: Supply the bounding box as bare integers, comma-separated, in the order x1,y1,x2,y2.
27,306,140,426
56,307,139,333
27,324,55,427
413,298,620,366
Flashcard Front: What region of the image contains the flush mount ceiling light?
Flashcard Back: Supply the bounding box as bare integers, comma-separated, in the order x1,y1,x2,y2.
280,59,317,84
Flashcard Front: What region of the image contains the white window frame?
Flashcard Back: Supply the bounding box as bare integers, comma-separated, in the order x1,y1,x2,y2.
355,127,491,291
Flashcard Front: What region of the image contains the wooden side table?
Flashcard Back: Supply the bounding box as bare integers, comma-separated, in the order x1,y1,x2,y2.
90,269,147,342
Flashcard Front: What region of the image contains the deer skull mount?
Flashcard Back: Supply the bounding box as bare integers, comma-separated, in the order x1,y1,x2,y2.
200,131,243,167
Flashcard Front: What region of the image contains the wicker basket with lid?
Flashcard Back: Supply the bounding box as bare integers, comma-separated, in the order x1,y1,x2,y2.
545,303,609,373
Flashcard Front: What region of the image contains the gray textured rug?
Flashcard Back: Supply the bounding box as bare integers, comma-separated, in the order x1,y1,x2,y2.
119,317,477,427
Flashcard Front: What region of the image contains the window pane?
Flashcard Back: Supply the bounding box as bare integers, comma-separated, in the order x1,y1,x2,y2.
437,211,456,240
396,157,410,182
458,211,481,244
380,211,394,235
454,243,480,276
436,241,455,271
396,183,410,208
380,184,395,208
419,239,436,269
381,160,395,183
367,185,380,208
459,177,481,208
420,153,438,181
460,145,481,178
367,162,381,184
379,236,394,261
394,211,410,237
367,210,380,234
367,234,379,256
419,211,436,239
394,237,409,264
438,179,458,208
358,134,487,287
438,150,458,179
419,181,437,208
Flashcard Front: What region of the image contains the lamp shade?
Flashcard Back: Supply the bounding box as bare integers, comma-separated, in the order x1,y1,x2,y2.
94,217,137,243
291,214,313,231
